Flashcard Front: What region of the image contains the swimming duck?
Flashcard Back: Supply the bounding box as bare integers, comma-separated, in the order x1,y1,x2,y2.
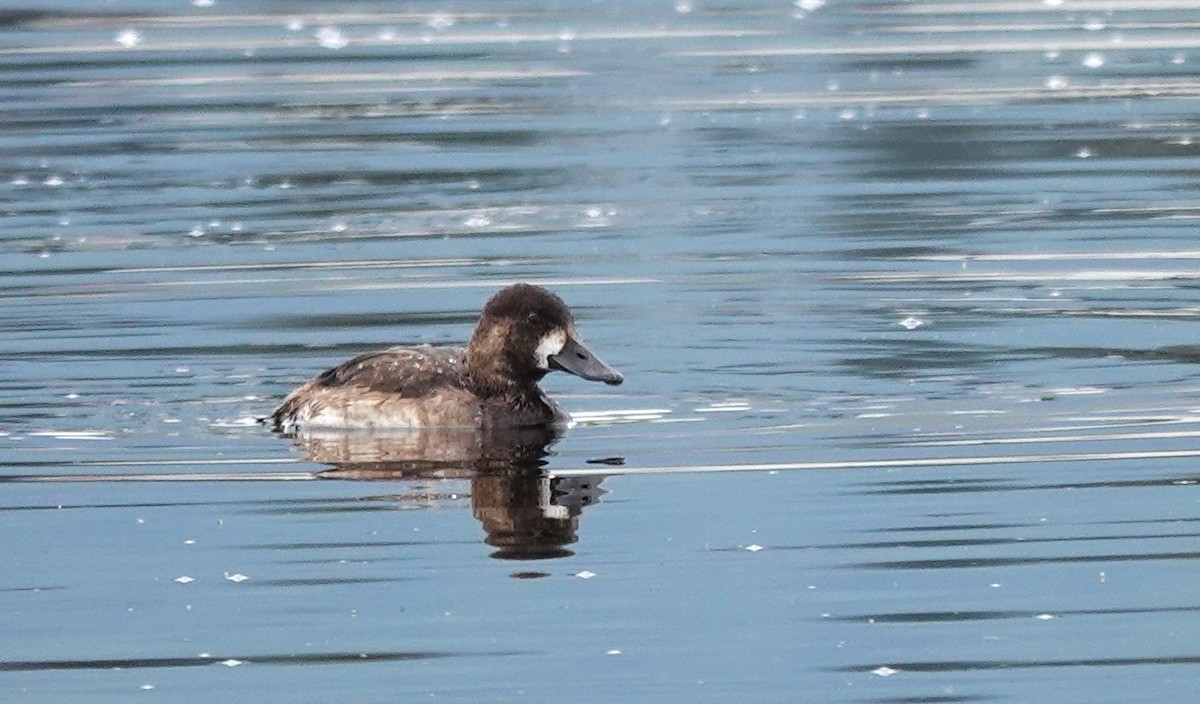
271,283,623,432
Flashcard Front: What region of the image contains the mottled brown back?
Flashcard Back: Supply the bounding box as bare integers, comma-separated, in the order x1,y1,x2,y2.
271,345,469,429
309,345,468,397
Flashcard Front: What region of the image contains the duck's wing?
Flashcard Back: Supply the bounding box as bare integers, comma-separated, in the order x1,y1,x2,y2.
308,345,469,397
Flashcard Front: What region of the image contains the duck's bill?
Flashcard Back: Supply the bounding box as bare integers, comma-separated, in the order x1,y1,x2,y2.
549,335,624,386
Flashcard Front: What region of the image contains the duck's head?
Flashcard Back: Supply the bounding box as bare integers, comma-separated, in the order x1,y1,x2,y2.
467,283,623,396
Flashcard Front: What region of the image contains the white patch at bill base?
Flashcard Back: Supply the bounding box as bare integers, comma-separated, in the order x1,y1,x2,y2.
535,329,567,370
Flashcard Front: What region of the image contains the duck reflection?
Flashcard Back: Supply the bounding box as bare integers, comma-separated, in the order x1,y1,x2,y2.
283,423,608,560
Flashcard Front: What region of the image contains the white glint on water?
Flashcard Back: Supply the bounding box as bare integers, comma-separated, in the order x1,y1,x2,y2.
1051,386,1108,396
29,430,112,441
115,29,142,48
209,416,263,428
570,409,673,425
315,27,348,50
426,14,456,31
694,401,751,413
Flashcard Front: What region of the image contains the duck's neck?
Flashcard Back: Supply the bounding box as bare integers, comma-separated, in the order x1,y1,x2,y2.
465,322,546,400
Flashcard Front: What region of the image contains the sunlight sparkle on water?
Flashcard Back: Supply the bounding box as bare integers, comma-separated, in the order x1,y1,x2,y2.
426,14,455,30
114,29,142,48
570,409,673,425
315,26,348,49
29,430,111,441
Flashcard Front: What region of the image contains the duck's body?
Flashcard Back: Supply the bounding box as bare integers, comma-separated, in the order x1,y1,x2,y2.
271,284,622,433
272,344,564,430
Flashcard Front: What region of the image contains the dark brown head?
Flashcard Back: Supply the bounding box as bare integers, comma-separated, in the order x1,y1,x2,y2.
466,283,623,398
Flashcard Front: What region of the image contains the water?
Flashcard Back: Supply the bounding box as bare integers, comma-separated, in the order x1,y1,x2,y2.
3,1,1200,701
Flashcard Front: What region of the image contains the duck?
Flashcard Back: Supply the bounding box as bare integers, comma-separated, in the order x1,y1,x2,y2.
270,283,623,433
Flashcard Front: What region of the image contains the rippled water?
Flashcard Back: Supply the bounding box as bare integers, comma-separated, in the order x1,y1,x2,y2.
4,1,1200,702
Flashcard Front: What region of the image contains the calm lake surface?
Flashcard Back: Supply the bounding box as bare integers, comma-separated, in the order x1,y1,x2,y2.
4,1,1200,701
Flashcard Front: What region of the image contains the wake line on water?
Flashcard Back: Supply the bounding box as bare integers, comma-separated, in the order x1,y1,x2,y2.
549,448,1200,478
1,471,318,483
5,448,1200,482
